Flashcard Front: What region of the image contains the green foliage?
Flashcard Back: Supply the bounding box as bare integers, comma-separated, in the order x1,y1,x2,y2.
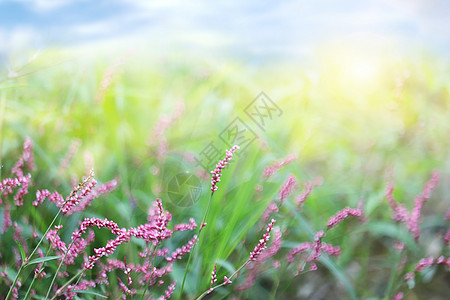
0,47,449,299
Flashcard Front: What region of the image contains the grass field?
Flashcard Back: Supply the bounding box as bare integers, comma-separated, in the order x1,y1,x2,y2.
0,45,449,299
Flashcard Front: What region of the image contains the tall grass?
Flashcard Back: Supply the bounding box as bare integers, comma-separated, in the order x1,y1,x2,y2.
0,47,449,299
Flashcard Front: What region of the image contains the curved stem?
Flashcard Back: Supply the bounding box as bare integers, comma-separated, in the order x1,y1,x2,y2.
140,245,158,300
50,268,85,300
5,210,62,300
45,235,75,299
5,264,24,300
178,192,214,299
196,259,251,300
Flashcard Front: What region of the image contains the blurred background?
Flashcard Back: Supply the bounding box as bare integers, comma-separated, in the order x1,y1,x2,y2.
1,1,449,299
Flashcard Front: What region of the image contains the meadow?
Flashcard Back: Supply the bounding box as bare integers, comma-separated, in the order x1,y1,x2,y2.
0,46,449,299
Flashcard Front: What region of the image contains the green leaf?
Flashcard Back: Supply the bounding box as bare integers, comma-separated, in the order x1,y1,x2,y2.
15,240,26,264
216,259,236,274
26,255,61,266
73,290,108,298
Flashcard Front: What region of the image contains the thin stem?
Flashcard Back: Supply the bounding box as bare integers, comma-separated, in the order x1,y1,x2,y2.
72,269,87,292
5,210,62,300
50,268,85,300
140,245,158,300
5,264,24,300
24,274,37,300
29,210,61,261
45,236,76,299
24,236,57,300
195,259,251,300
178,193,214,299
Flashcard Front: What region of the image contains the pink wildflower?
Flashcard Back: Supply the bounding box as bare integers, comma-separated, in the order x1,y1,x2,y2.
48,191,64,207
13,222,23,243
414,255,450,273
65,230,95,265
239,227,282,291
2,203,12,232
320,243,341,256
327,207,362,230
279,175,296,204
47,225,67,253
34,248,46,279
404,272,415,280
385,182,409,223
296,182,313,209
263,154,297,179
210,145,240,193
408,172,440,240
13,174,31,206
72,217,121,240
261,201,278,223
173,218,197,232
85,229,132,269
258,227,282,261
1,177,21,200
415,256,435,272
62,171,97,215
159,280,177,300
310,231,326,261
287,242,313,262
393,241,405,252
95,58,126,103
209,262,217,293
11,137,35,178
250,219,276,261
393,292,404,300
60,139,81,171
66,178,118,215
223,276,232,284
118,277,136,299
33,189,51,207
309,263,318,271
165,235,198,262
148,102,185,161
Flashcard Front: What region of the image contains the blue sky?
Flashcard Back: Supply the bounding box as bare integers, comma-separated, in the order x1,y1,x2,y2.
0,0,449,59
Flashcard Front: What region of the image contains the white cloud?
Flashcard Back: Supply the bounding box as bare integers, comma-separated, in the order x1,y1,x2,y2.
2,0,78,12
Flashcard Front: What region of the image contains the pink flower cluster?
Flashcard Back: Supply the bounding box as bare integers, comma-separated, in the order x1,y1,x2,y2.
261,201,279,223
0,138,35,207
296,182,313,209
158,280,177,300
173,218,197,232
239,227,282,291
279,175,297,204
11,137,35,178
66,179,118,215
288,207,361,272
386,171,439,240
327,207,362,230
148,102,185,161
210,145,240,192
62,170,97,215
415,256,449,272
208,262,217,293
263,154,297,179
165,235,198,262
250,219,276,261
33,189,51,207
51,198,198,273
